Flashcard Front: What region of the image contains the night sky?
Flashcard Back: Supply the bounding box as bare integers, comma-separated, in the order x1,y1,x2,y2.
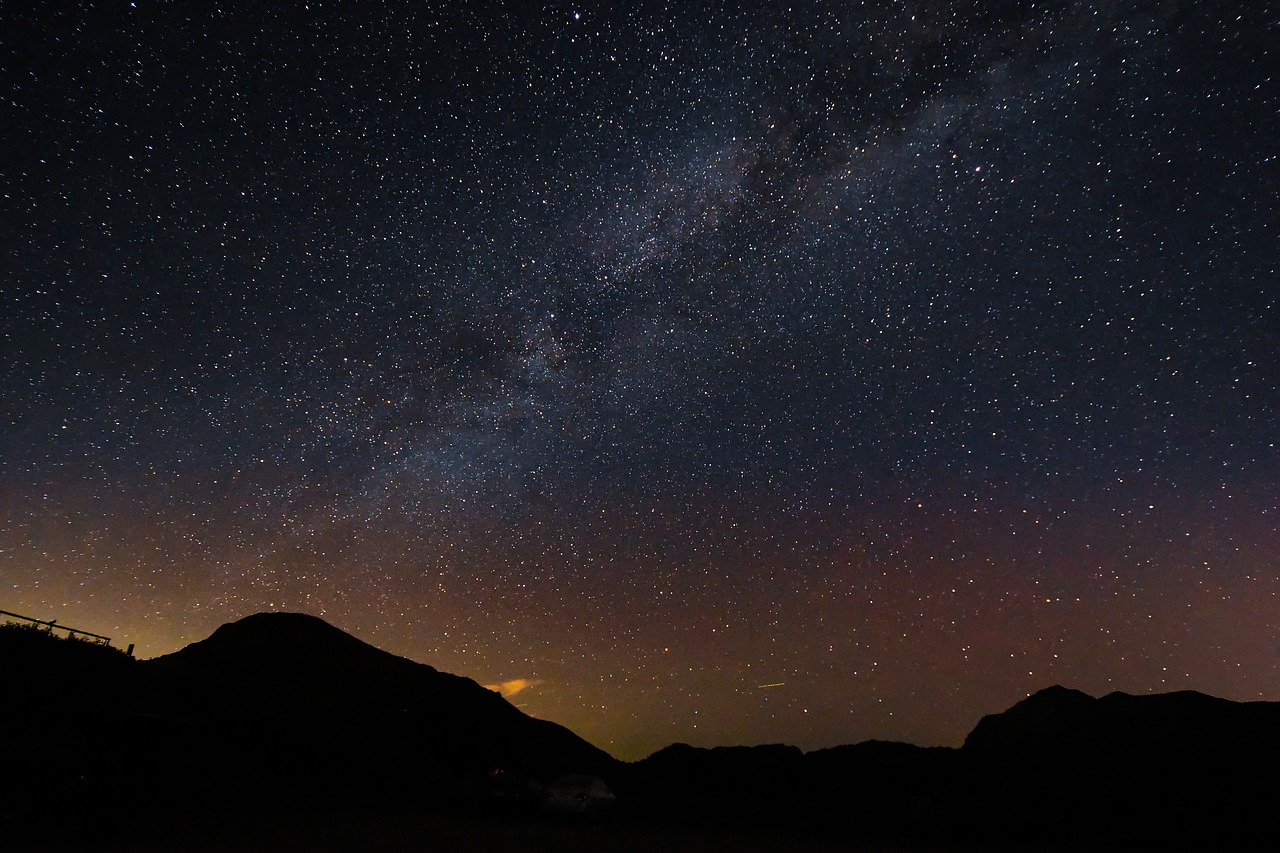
3,1,1276,761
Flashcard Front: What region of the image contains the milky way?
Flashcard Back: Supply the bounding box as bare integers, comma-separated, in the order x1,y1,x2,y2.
3,1,1276,760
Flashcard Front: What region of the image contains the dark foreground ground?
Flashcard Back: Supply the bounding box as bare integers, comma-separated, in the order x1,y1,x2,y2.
6,808,1206,853
6,626,1273,852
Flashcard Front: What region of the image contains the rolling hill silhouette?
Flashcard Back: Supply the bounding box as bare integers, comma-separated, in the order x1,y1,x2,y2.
956,684,1280,842
1,612,615,821
621,685,1280,841
137,612,618,807
145,612,613,772
4,613,1278,845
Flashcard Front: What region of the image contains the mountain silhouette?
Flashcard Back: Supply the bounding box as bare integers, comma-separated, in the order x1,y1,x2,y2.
136,612,617,807
1,613,616,822
964,684,1280,758
620,685,1280,841
957,685,1280,842
5,617,1279,845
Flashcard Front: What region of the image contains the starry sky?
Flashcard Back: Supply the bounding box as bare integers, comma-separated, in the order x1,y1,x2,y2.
3,1,1277,761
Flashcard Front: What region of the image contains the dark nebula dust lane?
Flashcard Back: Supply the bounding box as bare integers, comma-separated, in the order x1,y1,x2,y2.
2,1,1276,760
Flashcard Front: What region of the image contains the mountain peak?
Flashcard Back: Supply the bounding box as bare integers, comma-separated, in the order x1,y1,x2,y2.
138,611,618,785
205,610,377,652
963,685,1096,752
221,610,339,633
1018,684,1096,708
152,610,437,678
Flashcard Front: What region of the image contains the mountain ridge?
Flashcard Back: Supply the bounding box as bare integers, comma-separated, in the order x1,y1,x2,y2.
5,613,1279,843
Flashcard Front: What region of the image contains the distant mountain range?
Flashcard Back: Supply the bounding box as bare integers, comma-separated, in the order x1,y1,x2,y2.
4,612,1277,844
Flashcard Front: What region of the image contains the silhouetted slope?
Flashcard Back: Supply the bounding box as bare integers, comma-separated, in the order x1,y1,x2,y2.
964,683,1097,752
624,738,961,833
621,738,962,834
967,685,1280,754
1,622,137,698
7,618,1278,844
626,743,805,816
1,613,616,825
621,685,1280,841
960,685,1280,841
137,612,617,806
803,740,959,826
964,684,1280,765
0,626,146,831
